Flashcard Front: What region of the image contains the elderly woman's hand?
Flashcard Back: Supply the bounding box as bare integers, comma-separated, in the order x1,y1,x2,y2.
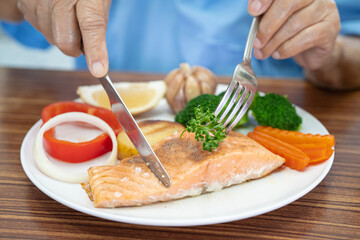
248,0,341,70
17,0,111,78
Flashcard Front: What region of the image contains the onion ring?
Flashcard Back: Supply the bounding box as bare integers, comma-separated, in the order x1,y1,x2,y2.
33,112,118,183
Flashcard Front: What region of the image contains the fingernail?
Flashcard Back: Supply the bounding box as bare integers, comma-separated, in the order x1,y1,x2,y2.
92,61,106,77
253,37,261,48
251,0,262,13
254,49,263,59
272,51,280,59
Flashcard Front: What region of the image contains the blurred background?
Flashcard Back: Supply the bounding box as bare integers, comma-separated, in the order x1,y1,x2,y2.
0,28,74,71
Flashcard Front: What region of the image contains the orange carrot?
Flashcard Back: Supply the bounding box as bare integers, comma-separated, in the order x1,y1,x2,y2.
248,131,310,170
311,147,334,164
254,126,335,147
317,147,334,163
293,143,334,163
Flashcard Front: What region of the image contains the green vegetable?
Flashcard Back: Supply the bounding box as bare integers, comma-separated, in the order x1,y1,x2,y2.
250,92,302,130
175,94,220,126
218,91,249,127
175,93,249,127
180,106,226,152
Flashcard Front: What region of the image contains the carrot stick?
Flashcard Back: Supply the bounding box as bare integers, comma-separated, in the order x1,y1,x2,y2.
311,148,334,164
292,143,333,163
248,131,310,171
320,148,334,163
254,126,335,147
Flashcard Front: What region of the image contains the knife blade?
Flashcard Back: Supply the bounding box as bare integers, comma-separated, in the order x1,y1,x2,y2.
97,74,171,188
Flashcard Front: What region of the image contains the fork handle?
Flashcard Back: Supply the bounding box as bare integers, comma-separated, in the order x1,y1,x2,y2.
243,16,261,62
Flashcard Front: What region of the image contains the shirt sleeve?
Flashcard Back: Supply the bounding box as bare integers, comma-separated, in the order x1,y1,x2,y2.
1,20,51,49
336,0,360,36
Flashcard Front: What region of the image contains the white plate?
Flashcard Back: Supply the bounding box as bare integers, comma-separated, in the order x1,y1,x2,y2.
20,85,334,226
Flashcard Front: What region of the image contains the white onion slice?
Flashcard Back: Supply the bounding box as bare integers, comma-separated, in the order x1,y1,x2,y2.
33,112,118,183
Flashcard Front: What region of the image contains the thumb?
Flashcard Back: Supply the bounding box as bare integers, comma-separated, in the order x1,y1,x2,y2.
76,0,109,78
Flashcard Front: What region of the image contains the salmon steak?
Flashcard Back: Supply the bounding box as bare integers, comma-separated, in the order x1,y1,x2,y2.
84,131,285,208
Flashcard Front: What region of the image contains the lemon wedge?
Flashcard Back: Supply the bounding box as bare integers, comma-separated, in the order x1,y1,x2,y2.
77,81,166,116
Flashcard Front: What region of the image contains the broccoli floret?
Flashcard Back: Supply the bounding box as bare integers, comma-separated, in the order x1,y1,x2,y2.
175,93,249,127
175,94,220,126
250,92,302,130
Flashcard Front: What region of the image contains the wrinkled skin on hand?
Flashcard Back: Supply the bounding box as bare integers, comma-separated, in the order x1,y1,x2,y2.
248,0,341,70
17,0,111,77
16,0,342,78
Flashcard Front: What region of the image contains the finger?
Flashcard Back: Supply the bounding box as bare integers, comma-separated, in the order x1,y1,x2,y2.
254,0,327,59
271,21,338,60
36,1,56,44
104,0,112,23
18,0,55,44
76,0,109,78
248,0,273,16
51,0,82,57
17,1,39,29
17,0,50,40
254,0,314,49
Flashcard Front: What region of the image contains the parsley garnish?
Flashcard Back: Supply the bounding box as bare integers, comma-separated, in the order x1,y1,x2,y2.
180,106,226,152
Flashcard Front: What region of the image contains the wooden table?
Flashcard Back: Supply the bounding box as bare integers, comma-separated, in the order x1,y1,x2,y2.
0,67,359,239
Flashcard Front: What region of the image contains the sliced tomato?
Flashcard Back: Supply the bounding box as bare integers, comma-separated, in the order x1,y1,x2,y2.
41,101,121,163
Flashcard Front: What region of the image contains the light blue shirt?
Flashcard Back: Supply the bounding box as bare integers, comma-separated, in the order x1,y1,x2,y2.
2,0,360,78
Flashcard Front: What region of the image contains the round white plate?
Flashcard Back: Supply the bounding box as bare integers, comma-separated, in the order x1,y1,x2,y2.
20,85,334,226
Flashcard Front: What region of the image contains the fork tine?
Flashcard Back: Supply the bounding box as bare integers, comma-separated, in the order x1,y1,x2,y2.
225,91,255,133
222,87,249,127
218,84,243,122
214,80,237,117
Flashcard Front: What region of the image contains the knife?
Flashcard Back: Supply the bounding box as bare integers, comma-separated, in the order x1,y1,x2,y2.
97,74,171,188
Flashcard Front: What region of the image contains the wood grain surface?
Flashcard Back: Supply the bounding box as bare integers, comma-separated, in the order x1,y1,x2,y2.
0,67,359,240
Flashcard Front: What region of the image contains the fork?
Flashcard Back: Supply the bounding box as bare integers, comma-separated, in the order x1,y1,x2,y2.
215,16,260,133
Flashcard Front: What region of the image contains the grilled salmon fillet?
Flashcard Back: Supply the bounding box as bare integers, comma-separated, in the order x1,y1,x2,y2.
84,131,285,208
